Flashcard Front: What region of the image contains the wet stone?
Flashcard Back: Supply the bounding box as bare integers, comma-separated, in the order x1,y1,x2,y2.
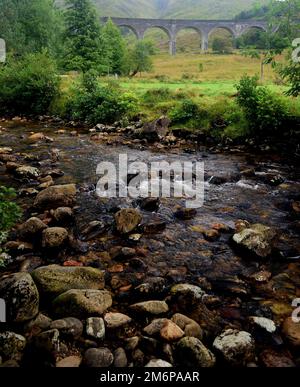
83,348,114,368
86,317,105,340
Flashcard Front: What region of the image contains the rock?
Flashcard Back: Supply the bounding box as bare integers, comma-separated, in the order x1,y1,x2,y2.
145,359,172,367
135,277,167,297
282,317,300,347
144,319,167,336
110,246,136,260
50,317,83,339
83,348,114,368
18,187,39,197
104,312,132,329
138,197,160,212
171,314,203,339
56,356,82,368
115,208,142,234
249,316,276,333
232,223,277,258
32,265,105,297
0,273,39,323
15,166,40,179
34,184,76,210
213,329,255,366
0,360,20,367
33,329,60,354
86,317,105,340
38,176,54,189
176,337,216,367
28,132,45,142
0,332,26,361
51,207,73,225
125,336,140,351
130,300,169,315
170,284,206,305
174,208,197,220
160,320,185,342
140,116,170,142
19,217,48,241
52,289,112,318
81,220,108,241
25,314,52,333
42,227,68,249
4,241,33,255
260,349,295,367
0,147,12,154
132,349,145,366
113,348,128,367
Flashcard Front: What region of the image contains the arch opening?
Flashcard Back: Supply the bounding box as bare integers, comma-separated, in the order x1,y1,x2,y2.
118,25,139,40
143,27,172,54
236,26,268,50
176,27,202,54
208,27,235,54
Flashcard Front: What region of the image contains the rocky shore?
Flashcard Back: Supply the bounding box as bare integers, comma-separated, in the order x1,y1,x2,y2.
0,118,300,368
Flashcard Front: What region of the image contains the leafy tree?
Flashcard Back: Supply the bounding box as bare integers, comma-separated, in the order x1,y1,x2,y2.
0,51,59,115
63,0,108,72
0,186,22,233
0,0,63,57
212,37,233,54
102,19,126,75
127,40,155,77
278,52,300,97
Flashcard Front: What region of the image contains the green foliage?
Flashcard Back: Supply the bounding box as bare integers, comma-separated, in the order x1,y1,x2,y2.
236,75,290,136
212,37,233,54
0,186,21,233
0,0,63,57
142,88,173,103
169,99,200,124
127,40,154,77
63,0,107,72
102,19,127,75
66,70,138,124
278,55,300,97
0,52,60,115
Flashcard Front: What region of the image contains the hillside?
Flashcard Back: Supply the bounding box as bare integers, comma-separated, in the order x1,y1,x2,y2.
91,0,270,19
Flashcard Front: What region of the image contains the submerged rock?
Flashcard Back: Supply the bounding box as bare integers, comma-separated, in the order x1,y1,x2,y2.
19,217,48,241
0,273,39,323
171,313,203,339
232,223,277,258
114,208,142,234
32,265,105,297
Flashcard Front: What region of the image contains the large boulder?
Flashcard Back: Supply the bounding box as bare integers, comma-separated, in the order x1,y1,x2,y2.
32,265,105,298
232,223,277,258
34,184,76,210
114,208,142,234
139,116,171,143
0,273,39,323
175,337,216,367
52,289,112,318
42,227,68,249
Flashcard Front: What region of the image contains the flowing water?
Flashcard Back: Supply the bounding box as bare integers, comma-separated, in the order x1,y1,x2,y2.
1,122,300,325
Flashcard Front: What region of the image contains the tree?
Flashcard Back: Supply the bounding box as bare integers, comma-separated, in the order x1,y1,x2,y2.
212,37,233,54
101,19,126,75
63,0,108,72
0,0,63,57
127,40,154,77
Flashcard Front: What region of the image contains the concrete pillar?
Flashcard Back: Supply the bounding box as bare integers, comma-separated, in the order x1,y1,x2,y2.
169,39,176,56
201,32,209,52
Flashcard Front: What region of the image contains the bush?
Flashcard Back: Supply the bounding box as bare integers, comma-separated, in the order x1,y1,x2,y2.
142,88,173,104
0,52,59,116
169,99,201,124
212,37,233,54
236,75,290,136
66,71,139,124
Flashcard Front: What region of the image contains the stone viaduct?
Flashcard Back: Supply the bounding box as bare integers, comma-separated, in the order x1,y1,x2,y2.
101,17,268,55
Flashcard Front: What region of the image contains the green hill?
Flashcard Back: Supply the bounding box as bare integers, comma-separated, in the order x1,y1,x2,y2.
91,0,269,19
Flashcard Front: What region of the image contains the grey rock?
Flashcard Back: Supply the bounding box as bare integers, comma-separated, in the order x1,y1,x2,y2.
50,317,83,339
176,337,216,367
130,300,169,315
83,348,114,368
86,317,105,340
113,347,128,367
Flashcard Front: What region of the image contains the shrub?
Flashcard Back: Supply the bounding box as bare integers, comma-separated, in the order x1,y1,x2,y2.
0,186,22,264
212,37,233,54
66,71,139,124
0,52,59,116
236,75,290,136
169,99,201,124
142,88,173,104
